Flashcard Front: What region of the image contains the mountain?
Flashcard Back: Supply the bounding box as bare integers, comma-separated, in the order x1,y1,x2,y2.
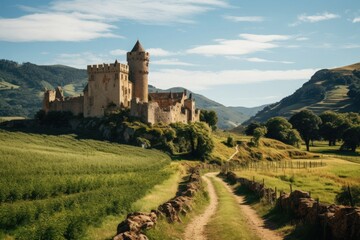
244,62,360,124
148,85,266,129
0,60,87,117
0,59,265,129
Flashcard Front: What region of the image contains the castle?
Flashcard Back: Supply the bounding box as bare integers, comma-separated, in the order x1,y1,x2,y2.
43,40,200,125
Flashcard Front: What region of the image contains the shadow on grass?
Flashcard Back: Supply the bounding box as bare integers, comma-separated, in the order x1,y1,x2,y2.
222,177,321,240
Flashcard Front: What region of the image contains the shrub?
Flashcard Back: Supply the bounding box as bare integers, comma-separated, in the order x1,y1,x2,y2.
336,185,360,207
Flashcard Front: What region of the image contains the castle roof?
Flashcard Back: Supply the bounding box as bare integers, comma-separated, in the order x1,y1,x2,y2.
131,40,145,52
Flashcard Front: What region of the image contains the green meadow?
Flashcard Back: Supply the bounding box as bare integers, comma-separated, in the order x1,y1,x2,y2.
0,129,173,239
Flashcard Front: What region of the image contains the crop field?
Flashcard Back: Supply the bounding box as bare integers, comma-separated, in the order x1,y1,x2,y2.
0,129,173,239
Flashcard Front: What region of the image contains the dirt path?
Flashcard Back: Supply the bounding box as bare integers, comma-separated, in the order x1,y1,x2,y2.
228,144,239,161
218,179,283,240
185,145,281,240
184,172,218,240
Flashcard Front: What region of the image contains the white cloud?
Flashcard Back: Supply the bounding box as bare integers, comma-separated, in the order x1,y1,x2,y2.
353,17,360,23
50,0,228,24
53,52,116,69
296,37,309,41
0,13,119,42
224,16,264,22
187,33,291,56
343,44,360,49
0,0,228,42
147,48,176,57
152,58,195,66
239,34,291,42
109,49,127,56
298,12,340,23
150,68,317,90
246,58,294,64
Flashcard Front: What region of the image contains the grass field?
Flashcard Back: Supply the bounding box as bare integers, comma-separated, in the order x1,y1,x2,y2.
0,129,174,239
301,140,360,164
234,157,360,204
211,131,239,161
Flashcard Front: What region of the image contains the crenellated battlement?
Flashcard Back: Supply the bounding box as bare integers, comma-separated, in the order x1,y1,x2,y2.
87,62,129,74
127,52,150,61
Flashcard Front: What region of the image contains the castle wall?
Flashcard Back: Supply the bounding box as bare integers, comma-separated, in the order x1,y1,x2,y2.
85,62,132,117
47,96,84,116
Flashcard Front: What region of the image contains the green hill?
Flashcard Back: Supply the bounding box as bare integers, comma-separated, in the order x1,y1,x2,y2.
0,60,87,117
244,62,360,124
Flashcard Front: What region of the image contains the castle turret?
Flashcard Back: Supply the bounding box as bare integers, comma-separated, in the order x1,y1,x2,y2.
127,40,149,103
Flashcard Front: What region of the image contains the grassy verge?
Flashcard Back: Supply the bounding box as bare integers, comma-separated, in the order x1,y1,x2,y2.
205,176,260,240
145,179,210,240
234,157,360,204
85,163,185,239
234,184,319,239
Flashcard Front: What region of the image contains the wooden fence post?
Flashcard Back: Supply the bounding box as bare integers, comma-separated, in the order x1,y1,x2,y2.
348,185,354,207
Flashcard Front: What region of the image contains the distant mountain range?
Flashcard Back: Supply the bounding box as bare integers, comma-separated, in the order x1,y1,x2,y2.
0,59,265,129
244,62,360,124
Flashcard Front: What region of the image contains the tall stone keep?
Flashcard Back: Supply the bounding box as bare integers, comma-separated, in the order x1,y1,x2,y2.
127,40,149,103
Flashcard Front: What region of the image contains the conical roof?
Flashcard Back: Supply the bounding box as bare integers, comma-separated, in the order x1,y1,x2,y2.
131,40,145,52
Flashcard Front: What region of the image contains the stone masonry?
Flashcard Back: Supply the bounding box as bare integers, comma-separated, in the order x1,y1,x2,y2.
43,40,200,125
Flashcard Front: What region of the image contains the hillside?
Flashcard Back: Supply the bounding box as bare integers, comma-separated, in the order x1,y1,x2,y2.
244,62,360,124
0,60,87,117
149,85,266,129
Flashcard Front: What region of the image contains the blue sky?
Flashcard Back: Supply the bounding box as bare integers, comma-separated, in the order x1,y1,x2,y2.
1,0,360,107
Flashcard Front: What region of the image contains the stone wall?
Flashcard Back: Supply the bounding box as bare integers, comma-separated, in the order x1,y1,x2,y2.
113,166,203,240
222,171,360,240
47,96,84,116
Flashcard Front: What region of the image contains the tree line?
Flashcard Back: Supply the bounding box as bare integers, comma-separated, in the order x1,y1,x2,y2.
246,110,360,152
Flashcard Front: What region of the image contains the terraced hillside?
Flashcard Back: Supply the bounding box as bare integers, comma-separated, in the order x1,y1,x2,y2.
245,62,360,124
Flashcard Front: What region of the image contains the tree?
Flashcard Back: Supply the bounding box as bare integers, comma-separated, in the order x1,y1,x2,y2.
286,129,302,148
265,117,293,142
189,122,215,160
319,111,346,146
341,125,360,152
200,110,218,130
252,126,267,147
245,122,262,136
289,110,322,151
226,135,235,147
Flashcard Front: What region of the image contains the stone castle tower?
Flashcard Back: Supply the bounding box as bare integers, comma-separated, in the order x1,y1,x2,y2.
127,40,149,103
